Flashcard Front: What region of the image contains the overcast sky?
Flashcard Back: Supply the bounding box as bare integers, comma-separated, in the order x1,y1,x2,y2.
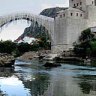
0,0,69,41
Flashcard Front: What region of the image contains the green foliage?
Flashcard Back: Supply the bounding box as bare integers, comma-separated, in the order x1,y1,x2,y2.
79,28,94,42
38,36,51,50
0,30,51,56
89,41,96,57
16,20,51,52
0,40,16,54
17,43,31,54
74,43,87,57
74,28,96,57
30,43,39,51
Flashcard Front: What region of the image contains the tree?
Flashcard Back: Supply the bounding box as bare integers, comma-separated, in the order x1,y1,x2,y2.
79,28,94,42
17,43,31,54
74,28,95,57
89,41,96,57
0,40,16,54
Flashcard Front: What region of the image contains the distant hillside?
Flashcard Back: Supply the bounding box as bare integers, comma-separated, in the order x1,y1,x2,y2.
15,22,49,43
16,7,67,42
40,7,67,18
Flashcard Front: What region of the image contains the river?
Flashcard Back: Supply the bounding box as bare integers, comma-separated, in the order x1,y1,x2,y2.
0,60,96,96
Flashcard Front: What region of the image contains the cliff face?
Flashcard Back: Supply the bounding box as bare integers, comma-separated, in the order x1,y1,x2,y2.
16,21,49,42
40,7,67,18
16,7,66,42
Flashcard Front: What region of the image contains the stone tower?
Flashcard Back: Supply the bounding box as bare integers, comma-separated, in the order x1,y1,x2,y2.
52,0,96,53
69,0,95,11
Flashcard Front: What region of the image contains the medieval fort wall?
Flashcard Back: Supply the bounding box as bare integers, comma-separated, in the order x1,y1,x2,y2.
53,0,96,53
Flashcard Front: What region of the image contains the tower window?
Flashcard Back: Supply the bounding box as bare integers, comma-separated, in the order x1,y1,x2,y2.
71,13,73,16
74,4,76,7
92,1,94,4
77,3,79,6
80,2,82,5
76,13,78,16
80,14,82,17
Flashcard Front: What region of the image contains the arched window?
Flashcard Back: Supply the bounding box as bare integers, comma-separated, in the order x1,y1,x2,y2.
92,1,94,4
80,2,82,5
74,4,76,7
76,13,78,16
71,13,73,16
80,14,82,17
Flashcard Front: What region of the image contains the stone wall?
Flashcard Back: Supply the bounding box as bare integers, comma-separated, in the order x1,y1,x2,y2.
53,8,87,53
52,1,96,53
87,5,96,27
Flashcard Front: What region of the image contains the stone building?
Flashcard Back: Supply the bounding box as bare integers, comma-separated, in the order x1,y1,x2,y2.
52,0,96,53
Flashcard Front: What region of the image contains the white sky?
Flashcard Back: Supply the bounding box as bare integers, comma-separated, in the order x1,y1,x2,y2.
0,0,69,41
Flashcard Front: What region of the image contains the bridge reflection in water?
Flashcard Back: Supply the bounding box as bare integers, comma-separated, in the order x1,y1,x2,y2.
0,63,96,96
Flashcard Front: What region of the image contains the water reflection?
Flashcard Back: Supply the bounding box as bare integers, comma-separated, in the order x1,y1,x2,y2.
77,75,96,95
79,81,91,94
0,68,14,96
14,66,50,96
0,63,96,96
23,73,50,96
0,68,31,96
0,67,14,77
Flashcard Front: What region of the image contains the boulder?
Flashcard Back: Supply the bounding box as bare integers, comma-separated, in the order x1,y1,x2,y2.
43,62,61,67
0,53,15,67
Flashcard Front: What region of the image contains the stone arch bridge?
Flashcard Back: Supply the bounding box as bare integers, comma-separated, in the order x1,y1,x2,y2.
0,12,56,52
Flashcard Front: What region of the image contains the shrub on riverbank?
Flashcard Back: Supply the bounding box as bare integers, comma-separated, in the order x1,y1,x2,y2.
0,39,51,57
73,28,96,58
0,40,16,54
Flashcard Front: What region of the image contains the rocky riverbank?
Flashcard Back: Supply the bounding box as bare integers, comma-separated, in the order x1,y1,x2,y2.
0,53,15,67
16,50,51,62
16,50,96,67
16,51,39,62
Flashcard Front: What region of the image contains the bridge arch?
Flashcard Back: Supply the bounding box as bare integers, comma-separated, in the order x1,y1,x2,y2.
0,12,55,50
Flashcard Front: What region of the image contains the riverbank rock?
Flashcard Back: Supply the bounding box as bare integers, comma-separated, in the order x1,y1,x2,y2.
0,53,15,67
17,50,51,61
55,57,83,63
17,51,39,61
43,62,61,67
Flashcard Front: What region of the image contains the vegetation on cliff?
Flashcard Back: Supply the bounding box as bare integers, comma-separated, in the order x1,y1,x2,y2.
16,21,50,40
